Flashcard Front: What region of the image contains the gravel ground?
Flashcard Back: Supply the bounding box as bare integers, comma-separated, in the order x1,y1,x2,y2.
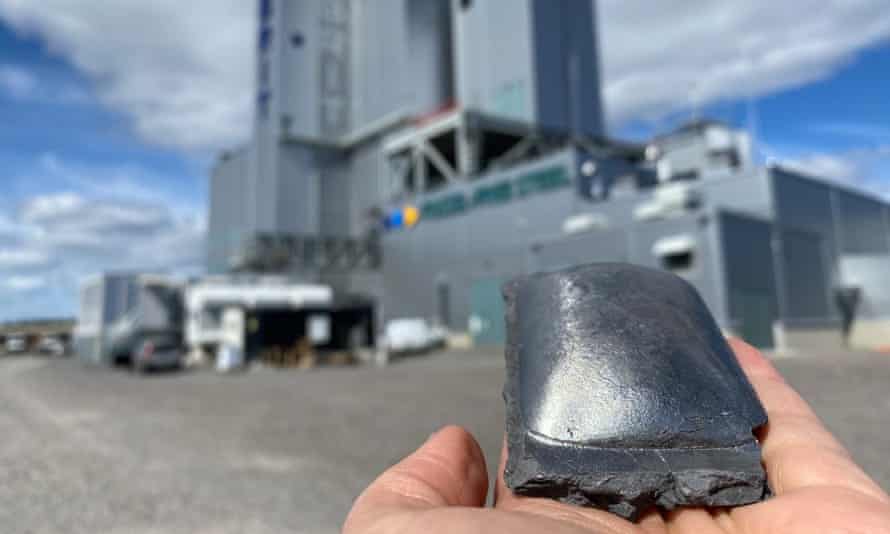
0,348,887,534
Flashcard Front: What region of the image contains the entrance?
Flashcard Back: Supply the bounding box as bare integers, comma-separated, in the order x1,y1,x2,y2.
469,277,506,346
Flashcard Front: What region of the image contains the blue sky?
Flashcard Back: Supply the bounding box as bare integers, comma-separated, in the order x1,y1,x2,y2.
0,0,888,321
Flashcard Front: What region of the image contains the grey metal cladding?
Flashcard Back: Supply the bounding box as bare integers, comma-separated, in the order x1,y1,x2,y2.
772,170,834,233
208,151,248,274
837,190,889,254
405,0,454,111
353,0,408,125
719,212,777,296
278,1,323,139
277,145,320,235
101,275,137,325
320,160,352,237
718,211,779,333
532,229,629,273
698,170,773,218
629,214,728,324
779,227,832,320
348,140,388,236
454,0,535,123
532,0,604,136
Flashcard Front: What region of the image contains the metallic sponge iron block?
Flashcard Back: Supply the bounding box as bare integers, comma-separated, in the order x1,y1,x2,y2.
502,263,769,520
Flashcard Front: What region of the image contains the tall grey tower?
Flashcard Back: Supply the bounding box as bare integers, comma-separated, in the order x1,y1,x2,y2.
454,0,605,136
208,0,607,278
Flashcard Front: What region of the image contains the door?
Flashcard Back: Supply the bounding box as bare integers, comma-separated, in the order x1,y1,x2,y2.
732,290,775,349
469,277,506,346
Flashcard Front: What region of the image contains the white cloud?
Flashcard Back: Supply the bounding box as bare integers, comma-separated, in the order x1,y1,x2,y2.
19,191,85,224
2,2,888,150
0,62,90,104
21,192,170,235
597,0,890,125
782,154,859,182
777,145,890,199
0,0,255,151
3,275,46,293
0,248,51,270
0,156,206,320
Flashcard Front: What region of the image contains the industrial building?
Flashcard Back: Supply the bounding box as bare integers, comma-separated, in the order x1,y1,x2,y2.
209,0,890,350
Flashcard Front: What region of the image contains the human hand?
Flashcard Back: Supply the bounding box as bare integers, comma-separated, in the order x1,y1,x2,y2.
343,339,890,533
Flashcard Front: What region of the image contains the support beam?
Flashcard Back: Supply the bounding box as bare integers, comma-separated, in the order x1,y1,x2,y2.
419,140,459,183
490,134,539,169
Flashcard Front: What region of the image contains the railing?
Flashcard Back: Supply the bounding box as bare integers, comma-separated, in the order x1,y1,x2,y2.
232,233,382,273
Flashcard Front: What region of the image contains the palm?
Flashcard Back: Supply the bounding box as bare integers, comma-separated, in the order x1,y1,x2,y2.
345,340,890,534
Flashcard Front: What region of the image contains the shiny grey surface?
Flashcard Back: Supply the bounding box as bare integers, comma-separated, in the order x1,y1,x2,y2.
503,263,769,519
514,263,765,447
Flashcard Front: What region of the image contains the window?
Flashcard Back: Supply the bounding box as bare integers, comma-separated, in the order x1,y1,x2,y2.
517,166,570,197
473,181,512,207
653,235,697,273
257,91,271,120
661,251,695,272
259,27,273,51
260,0,273,21
437,282,452,329
422,194,467,219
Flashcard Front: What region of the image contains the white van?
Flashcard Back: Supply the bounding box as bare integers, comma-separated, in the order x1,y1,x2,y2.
5,335,26,354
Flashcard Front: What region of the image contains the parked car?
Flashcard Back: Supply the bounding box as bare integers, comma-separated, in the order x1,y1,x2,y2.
37,337,66,357
5,335,26,354
382,319,440,355
131,333,183,373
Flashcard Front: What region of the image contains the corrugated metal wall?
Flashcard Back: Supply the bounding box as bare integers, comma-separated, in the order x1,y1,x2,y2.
531,0,604,136
836,189,889,254
208,150,249,274
770,168,890,323
454,0,536,123
277,1,324,139
718,211,778,346
778,228,832,321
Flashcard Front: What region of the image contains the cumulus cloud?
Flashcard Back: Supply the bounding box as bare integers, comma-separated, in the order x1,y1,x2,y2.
3,275,46,293
0,0,255,151
1,1,889,150
15,190,204,267
0,62,89,104
0,156,206,319
598,0,890,124
20,193,170,236
778,145,890,199
0,248,52,270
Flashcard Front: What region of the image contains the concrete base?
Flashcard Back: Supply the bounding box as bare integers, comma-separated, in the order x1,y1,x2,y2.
773,323,844,356
850,318,890,352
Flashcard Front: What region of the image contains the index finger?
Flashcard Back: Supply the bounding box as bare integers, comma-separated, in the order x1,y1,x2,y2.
727,338,888,503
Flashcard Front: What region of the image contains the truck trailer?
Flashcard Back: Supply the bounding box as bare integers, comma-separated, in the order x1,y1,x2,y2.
74,273,184,367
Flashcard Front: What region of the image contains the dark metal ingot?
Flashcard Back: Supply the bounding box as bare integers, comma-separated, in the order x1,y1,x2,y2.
502,263,769,520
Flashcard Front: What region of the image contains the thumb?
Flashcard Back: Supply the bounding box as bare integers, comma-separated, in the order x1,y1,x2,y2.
343,426,489,533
